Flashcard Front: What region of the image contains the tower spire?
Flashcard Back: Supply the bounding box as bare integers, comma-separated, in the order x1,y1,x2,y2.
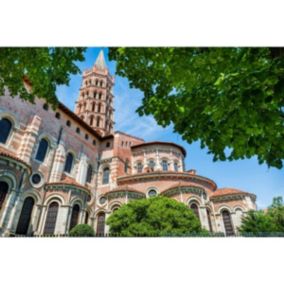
75,50,114,137
94,50,107,70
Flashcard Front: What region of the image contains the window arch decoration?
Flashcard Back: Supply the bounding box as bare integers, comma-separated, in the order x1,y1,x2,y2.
96,212,106,236
86,164,93,183
124,159,129,173
221,209,235,236
161,159,169,171
43,201,60,235
96,117,101,127
189,200,200,220
69,204,81,231
90,115,94,126
16,196,35,235
0,181,9,212
35,137,49,163
147,160,155,172
64,152,75,174
173,160,179,172
0,117,13,144
102,167,110,184
136,161,143,173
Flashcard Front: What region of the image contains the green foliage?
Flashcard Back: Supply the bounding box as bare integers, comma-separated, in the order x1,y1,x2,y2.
106,196,203,236
0,47,86,106
69,224,95,237
238,210,278,236
109,48,284,168
239,196,284,236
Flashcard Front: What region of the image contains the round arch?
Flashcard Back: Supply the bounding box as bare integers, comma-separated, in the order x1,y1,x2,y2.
187,196,201,206
43,194,66,207
218,205,233,214
0,171,17,191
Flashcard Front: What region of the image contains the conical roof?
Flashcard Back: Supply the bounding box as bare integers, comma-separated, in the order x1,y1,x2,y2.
94,49,107,70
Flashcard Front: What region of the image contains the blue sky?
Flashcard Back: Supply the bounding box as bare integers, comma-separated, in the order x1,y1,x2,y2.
56,47,284,209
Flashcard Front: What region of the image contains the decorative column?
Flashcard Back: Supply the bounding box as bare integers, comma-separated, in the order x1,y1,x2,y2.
49,144,66,182
1,170,27,236
155,149,161,170
59,205,71,235
199,194,210,230
76,154,88,185
18,115,41,163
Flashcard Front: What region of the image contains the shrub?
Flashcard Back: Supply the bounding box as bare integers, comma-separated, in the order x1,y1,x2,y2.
107,196,205,237
69,224,95,237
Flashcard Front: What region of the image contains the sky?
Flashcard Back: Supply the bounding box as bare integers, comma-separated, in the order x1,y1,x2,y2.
56,47,284,209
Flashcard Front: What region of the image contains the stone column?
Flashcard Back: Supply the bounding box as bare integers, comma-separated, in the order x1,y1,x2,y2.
56,205,71,235
155,149,161,170
36,205,46,235
0,189,17,235
199,206,210,230
6,196,24,233
30,203,42,235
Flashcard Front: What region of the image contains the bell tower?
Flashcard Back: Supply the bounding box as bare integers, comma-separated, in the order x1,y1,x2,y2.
75,50,115,136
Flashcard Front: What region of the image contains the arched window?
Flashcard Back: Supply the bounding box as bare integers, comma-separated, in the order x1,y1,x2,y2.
174,162,179,172
98,93,102,99
95,79,98,86
137,162,143,173
90,115,94,126
222,209,235,236
102,167,110,184
124,160,129,173
69,204,80,231
44,202,59,235
97,212,105,236
100,80,103,87
92,102,96,112
111,205,120,212
0,118,12,144
190,203,200,220
162,160,168,171
96,117,100,127
97,103,101,113
206,208,213,232
93,91,97,98
148,160,155,172
64,153,74,174
16,197,35,235
35,138,49,162
0,181,9,212
86,164,93,183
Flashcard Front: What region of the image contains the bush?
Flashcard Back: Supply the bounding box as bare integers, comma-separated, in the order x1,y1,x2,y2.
107,196,205,237
69,224,95,237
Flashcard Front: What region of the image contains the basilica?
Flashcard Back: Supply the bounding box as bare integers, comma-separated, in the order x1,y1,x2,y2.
0,50,257,237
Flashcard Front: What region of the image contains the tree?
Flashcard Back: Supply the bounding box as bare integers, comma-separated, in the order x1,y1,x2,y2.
69,224,95,237
109,48,284,168
268,196,284,232
106,196,203,236
0,47,86,106
238,210,278,236
239,196,284,236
